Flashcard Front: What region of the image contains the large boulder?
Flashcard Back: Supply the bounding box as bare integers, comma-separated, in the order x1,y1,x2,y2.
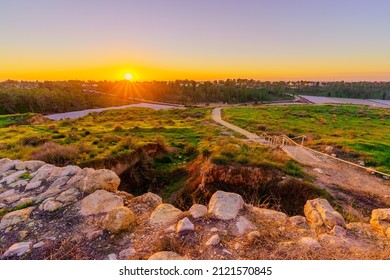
208,191,244,220
370,208,390,235
149,204,182,225
0,207,35,229
148,251,189,260
0,170,27,185
100,206,136,233
79,190,123,216
0,159,18,174
304,199,345,229
76,169,120,194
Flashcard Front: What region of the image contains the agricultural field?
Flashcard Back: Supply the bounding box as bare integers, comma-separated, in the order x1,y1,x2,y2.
224,105,390,173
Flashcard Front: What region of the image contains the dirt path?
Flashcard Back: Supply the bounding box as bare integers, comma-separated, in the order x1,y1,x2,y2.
212,107,390,212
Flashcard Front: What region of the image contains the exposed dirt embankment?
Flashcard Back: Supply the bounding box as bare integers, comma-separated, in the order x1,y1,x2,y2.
80,143,165,195
172,158,324,216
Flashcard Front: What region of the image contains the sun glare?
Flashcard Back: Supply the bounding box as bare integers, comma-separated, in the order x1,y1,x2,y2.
124,73,133,80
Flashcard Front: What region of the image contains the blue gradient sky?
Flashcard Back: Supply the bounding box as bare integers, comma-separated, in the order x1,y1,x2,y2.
1,0,390,81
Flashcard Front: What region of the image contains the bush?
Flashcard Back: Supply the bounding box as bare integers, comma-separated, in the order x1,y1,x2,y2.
30,142,79,166
21,136,48,147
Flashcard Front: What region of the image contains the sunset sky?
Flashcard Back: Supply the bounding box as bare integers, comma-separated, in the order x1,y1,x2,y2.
1,0,390,81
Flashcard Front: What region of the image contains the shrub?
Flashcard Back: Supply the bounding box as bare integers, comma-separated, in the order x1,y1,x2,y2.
21,136,48,146
30,142,79,166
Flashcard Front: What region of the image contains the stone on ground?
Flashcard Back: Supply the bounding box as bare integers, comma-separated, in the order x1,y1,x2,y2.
149,204,182,225
76,169,120,194
100,206,135,233
208,191,244,220
205,234,220,246
2,242,32,258
0,207,35,229
176,217,194,234
304,198,346,229
299,237,321,249
250,207,287,224
236,216,256,235
79,190,123,216
189,204,207,219
148,251,189,260
370,208,390,235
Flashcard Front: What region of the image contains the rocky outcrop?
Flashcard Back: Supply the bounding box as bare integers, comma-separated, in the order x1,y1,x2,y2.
304,198,346,230
1,158,389,260
370,209,390,235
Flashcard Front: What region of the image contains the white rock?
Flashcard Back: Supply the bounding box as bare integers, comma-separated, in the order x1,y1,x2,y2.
205,234,220,246
148,251,189,260
60,165,82,177
39,199,63,212
0,207,35,229
29,164,56,183
35,176,69,203
331,225,347,237
236,216,256,235
15,161,45,172
119,248,136,259
299,237,321,249
208,191,244,220
289,215,310,229
33,241,45,249
107,253,117,260
0,160,18,174
2,242,32,258
9,180,28,188
149,204,182,225
56,188,80,204
79,190,123,216
0,170,27,185
251,207,288,224
176,217,194,234
189,204,207,219
76,169,120,194
25,180,42,191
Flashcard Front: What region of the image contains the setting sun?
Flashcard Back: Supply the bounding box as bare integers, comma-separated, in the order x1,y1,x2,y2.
124,73,133,80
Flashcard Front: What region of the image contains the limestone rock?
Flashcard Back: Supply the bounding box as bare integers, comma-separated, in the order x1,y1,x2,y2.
318,233,347,246
0,189,21,204
331,225,347,238
299,237,321,249
9,180,28,188
205,234,220,246
2,242,32,259
0,159,18,174
15,160,45,172
370,208,390,235
80,190,123,216
35,176,69,203
236,216,256,235
189,204,207,219
100,206,135,233
176,217,194,234
149,204,182,225
25,180,42,191
0,170,27,185
289,215,309,229
29,164,56,183
208,191,244,220
130,192,162,210
39,199,63,212
33,241,45,249
250,207,287,224
0,207,35,229
304,199,346,229
107,253,117,260
148,251,189,260
119,248,136,259
60,165,81,177
56,188,80,204
76,169,120,194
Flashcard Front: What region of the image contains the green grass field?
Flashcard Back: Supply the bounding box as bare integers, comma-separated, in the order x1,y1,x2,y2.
224,105,390,173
